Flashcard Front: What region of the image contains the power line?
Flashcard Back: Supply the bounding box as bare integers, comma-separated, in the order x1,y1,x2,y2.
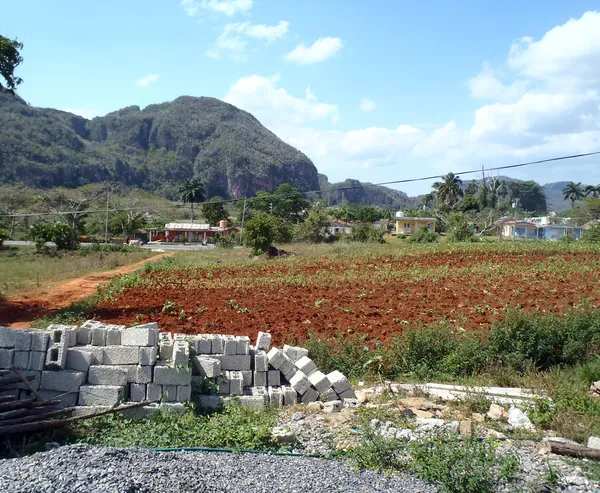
1,150,598,218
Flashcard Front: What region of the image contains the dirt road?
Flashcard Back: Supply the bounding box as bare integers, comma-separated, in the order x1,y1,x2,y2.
0,253,172,328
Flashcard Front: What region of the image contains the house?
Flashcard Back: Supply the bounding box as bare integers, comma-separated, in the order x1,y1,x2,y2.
148,221,238,244
327,220,353,235
373,219,391,231
500,220,585,240
394,212,437,235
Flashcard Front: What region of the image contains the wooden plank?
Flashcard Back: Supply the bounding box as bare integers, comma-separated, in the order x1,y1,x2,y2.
0,396,17,403
545,440,600,462
0,375,35,388
0,404,61,421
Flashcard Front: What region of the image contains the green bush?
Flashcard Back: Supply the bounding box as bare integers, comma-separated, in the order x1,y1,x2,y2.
0,227,8,248
243,212,293,255
216,233,235,249
446,212,476,243
406,226,438,243
581,224,600,243
30,222,78,252
294,204,330,243
346,223,385,244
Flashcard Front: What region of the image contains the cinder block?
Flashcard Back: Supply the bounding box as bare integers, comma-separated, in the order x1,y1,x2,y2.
253,371,267,387
195,335,212,355
65,348,93,372
267,370,281,387
83,346,104,365
255,332,271,351
281,365,297,382
106,328,122,346
283,345,308,363
211,335,224,354
215,354,251,371
282,386,297,406
159,340,173,362
163,385,177,402
131,365,151,384
295,356,316,376
173,333,186,342
91,327,107,346
139,346,157,366
240,370,252,387
14,330,32,351
191,375,204,392
121,323,158,347
72,405,112,417
0,327,17,348
130,383,146,402
28,351,46,371
308,371,331,394
254,350,268,372
236,395,265,411
338,388,357,400
217,375,229,394
15,370,41,390
76,325,92,345
323,400,343,413
172,341,189,367
251,386,269,405
278,354,295,376
327,370,350,394
223,336,237,355
146,383,162,402
30,330,49,352
103,346,139,365
159,402,186,415
153,365,191,386
13,351,29,370
177,385,191,402
88,365,129,386
289,371,311,395
0,348,14,368
40,390,78,409
268,386,283,408
78,385,123,406
236,336,250,355
267,348,285,369
45,338,67,371
319,388,338,403
193,356,221,378
301,387,319,404
41,370,86,392
195,394,223,411
228,371,243,395
343,398,360,408
47,324,78,347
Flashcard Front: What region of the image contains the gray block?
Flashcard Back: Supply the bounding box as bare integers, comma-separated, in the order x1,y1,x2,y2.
130,383,146,402
253,371,267,387
289,371,311,395
268,386,283,408
146,383,162,402
236,395,265,411
13,351,29,370
0,348,14,368
76,325,92,345
211,335,224,354
47,325,78,347
283,344,308,363
323,400,343,413
153,365,191,386
103,346,139,365
327,370,350,394
15,370,41,390
163,385,177,402
338,388,357,400
78,385,123,406
14,330,32,351
281,365,297,382
223,336,237,355
215,354,251,371
193,356,221,378
254,350,268,372
40,390,78,409
122,323,158,347
319,388,338,403
282,386,297,406
105,328,121,346
31,330,49,352
195,336,212,355
0,327,17,348
139,346,157,366
172,341,189,366
278,354,295,376
241,370,252,387
177,385,191,402
267,348,285,369
267,370,281,387
173,333,186,342
88,365,129,386
28,351,46,371
308,370,332,394
45,344,67,371
295,356,316,376
236,336,250,355
301,387,319,404
158,340,173,362
41,370,86,392
228,371,243,395
72,406,112,417
217,375,229,394
195,394,223,411
133,366,152,384
255,332,271,351
251,386,269,405
91,327,107,346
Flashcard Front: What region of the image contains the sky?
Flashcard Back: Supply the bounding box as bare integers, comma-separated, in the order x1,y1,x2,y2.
3,0,600,195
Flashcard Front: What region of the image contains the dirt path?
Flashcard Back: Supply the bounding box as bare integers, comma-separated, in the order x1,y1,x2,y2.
0,253,172,328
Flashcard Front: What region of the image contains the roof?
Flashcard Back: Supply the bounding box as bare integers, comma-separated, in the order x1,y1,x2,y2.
397,217,437,222
164,223,211,231
540,224,583,230
505,220,538,227
331,219,354,227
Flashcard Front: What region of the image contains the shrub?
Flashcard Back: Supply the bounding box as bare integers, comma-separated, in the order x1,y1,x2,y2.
407,226,438,243
0,227,8,248
216,233,235,249
346,222,385,244
446,212,476,243
30,222,78,252
582,224,600,243
243,212,293,255
294,204,330,243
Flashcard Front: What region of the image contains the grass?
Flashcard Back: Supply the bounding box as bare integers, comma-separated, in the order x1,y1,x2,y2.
0,245,153,297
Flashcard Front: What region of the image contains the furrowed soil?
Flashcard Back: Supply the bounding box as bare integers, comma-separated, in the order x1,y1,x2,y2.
91,249,600,345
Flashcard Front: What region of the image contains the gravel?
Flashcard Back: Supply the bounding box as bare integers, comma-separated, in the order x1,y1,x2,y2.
0,444,438,493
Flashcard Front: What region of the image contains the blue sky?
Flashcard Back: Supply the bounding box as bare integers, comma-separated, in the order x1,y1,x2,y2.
4,0,600,196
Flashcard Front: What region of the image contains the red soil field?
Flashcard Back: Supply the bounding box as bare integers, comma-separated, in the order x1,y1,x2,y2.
91,250,600,345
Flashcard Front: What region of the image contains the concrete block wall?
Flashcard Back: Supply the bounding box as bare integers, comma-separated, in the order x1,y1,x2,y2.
0,324,355,412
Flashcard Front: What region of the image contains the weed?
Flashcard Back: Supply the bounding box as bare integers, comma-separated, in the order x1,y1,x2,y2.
161,300,179,314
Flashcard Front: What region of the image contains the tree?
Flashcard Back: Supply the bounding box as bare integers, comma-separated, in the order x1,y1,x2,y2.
29,222,78,251
202,196,229,226
446,212,475,243
582,224,600,243
0,35,23,94
434,173,464,207
465,180,479,196
243,212,292,255
346,223,385,243
0,227,8,248
179,178,205,224
508,181,547,215
562,182,585,205
250,184,310,223
295,203,330,243
585,185,600,199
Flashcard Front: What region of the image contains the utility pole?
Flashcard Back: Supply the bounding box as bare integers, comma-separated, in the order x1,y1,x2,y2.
104,189,110,244
239,198,247,245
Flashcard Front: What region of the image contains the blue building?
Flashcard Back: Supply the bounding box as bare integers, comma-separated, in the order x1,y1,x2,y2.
501,220,585,240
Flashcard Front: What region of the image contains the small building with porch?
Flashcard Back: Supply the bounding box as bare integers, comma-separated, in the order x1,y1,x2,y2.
500,220,585,240
394,212,437,235
148,221,238,244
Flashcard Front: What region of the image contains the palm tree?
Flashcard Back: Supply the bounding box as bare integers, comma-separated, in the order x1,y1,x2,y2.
584,184,600,198
179,178,205,224
488,177,508,209
562,182,585,205
435,172,464,206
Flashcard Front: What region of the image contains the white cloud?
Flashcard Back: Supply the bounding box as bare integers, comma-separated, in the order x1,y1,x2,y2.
60,108,101,120
359,98,376,112
468,62,528,102
206,21,289,60
285,37,343,64
233,20,289,43
136,74,160,87
180,0,253,17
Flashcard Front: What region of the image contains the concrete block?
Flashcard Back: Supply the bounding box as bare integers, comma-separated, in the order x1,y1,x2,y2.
327,370,350,394
72,406,112,417
195,394,223,411
211,335,224,354
47,325,78,347
268,386,284,408
106,328,122,346
278,354,295,376
228,371,243,395
78,385,123,406
91,327,107,346
253,371,267,387
343,398,360,408
158,340,173,362
30,330,49,352
241,370,252,387
163,385,177,402
281,365,297,382
283,345,309,363
195,335,212,355
301,387,319,404
41,370,86,392
338,388,357,400
28,351,46,371
14,351,29,370
121,323,158,347
146,383,162,402
40,390,78,409
103,346,139,365
308,371,331,394
236,395,265,411
0,348,14,368
173,333,186,342
236,336,250,355
0,327,17,348
323,400,343,413
158,402,186,415
88,365,129,386
193,356,221,378
76,325,92,345
295,356,316,376
172,341,189,367
153,365,191,386
282,386,297,406
15,370,41,390
289,371,311,395
65,348,93,372
133,366,152,384
45,343,67,371
130,383,146,402
223,336,237,355
139,346,157,366
254,350,268,372
14,330,32,351
267,348,285,369
251,386,269,405
84,346,105,365
191,375,204,392
256,331,271,351
267,370,281,387
177,385,192,402
319,388,338,403
217,375,229,394
215,354,251,371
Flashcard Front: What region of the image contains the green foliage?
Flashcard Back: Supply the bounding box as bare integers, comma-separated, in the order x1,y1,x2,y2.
216,233,235,249
346,222,385,243
582,224,600,243
406,226,438,243
179,178,205,221
294,203,331,243
243,212,293,255
562,181,586,205
29,222,54,251
446,212,475,243
433,172,464,207
0,227,8,248
0,35,23,94
250,183,310,223
329,203,393,223
202,196,229,226
508,181,548,215
29,222,78,251
319,176,414,210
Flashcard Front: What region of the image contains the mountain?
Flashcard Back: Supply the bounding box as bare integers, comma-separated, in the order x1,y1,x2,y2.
0,91,319,199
